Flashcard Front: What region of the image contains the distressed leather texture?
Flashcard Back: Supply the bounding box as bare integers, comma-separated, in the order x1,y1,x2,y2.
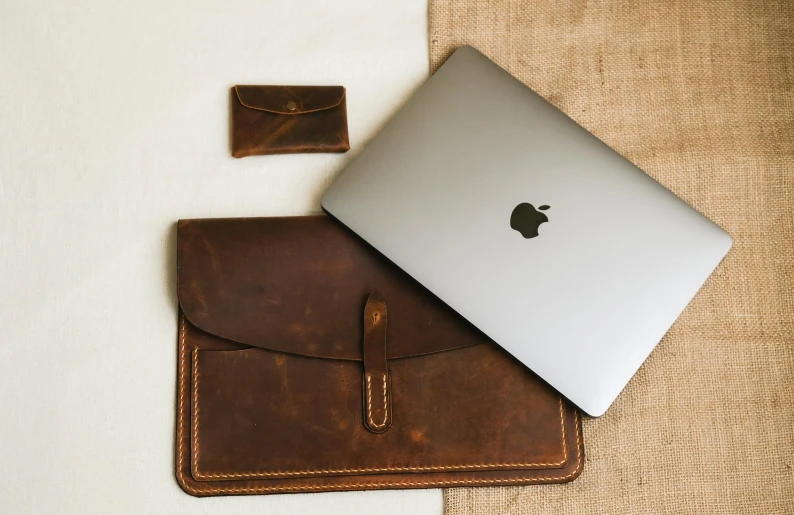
175,216,583,496
230,85,350,157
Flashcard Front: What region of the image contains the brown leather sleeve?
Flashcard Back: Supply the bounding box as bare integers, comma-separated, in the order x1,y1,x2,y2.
230,85,350,157
175,216,584,496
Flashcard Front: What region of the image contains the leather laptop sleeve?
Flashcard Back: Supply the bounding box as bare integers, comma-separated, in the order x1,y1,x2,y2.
231,85,350,157
175,216,583,496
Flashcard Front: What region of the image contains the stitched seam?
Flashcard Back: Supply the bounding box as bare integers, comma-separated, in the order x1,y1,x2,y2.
191,349,200,479
366,373,389,429
559,396,568,466
178,317,582,493
175,315,190,489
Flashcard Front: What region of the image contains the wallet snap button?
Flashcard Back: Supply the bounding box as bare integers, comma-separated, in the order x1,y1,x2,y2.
285,100,297,111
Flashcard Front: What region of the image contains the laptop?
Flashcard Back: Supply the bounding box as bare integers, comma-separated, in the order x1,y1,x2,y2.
321,46,731,416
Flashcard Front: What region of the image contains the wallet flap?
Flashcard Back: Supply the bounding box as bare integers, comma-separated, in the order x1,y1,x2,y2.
177,217,487,361
234,85,345,115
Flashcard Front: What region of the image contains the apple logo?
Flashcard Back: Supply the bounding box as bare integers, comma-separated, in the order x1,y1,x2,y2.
510,203,550,238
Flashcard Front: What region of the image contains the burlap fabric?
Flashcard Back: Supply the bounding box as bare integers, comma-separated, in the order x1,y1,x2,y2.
429,1,794,513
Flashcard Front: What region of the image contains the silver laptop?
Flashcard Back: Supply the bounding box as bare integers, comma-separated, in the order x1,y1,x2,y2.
321,46,731,416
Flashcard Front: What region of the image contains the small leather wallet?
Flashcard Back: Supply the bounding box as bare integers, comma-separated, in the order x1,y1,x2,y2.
175,216,584,496
231,85,350,157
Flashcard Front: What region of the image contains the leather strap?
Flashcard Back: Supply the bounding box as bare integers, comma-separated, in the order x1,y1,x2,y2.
362,289,392,433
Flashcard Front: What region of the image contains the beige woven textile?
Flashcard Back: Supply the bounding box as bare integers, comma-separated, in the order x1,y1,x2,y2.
429,1,794,513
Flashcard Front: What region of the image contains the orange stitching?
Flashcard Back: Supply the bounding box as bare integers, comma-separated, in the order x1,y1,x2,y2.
177,314,581,492
175,315,191,490
191,349,200,480
183,462,583,495
558,395,567,465
366,373,389,429
180,429,582,494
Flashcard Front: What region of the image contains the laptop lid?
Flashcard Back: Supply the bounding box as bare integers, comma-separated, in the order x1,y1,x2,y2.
321,46,731,416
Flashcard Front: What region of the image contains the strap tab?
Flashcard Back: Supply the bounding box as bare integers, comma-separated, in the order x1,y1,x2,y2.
362,289,392,433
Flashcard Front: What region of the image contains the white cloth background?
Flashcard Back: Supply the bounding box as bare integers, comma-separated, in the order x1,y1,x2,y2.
0,1,441,513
